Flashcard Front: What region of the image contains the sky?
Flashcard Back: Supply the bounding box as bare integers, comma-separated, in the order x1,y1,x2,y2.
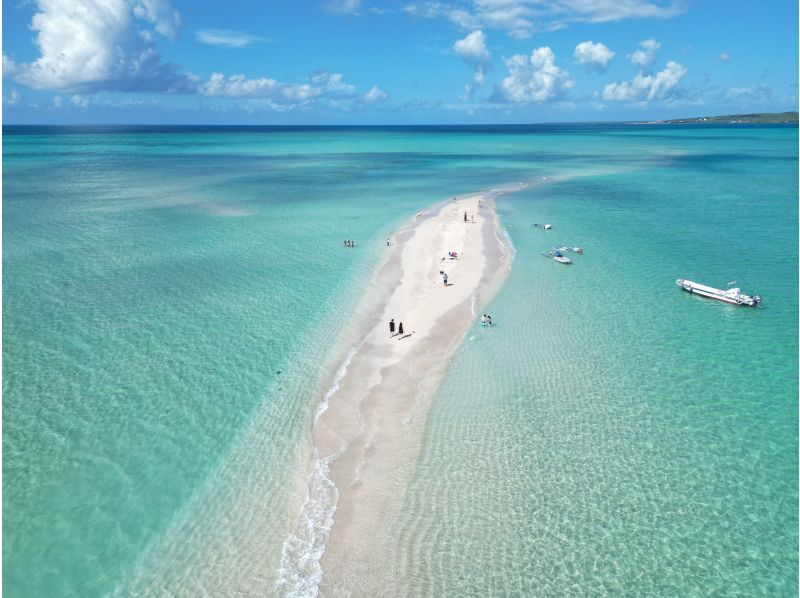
2,0,798,124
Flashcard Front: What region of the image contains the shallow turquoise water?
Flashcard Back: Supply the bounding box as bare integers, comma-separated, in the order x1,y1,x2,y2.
393,127,798,595
3,125,797,596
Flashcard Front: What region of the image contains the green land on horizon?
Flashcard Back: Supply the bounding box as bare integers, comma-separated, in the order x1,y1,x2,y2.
654,111,798,124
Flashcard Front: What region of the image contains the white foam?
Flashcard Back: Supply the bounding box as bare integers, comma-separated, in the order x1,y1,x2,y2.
497,226,516,263
313,343,361,423
275,453,338,597
277,340,363,597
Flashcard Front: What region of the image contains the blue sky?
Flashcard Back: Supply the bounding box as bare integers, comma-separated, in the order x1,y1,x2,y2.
2,0,797,124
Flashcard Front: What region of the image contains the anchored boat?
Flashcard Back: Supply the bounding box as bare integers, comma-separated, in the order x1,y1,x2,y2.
543,250,571,264
533,223,552,230
676,279,761,306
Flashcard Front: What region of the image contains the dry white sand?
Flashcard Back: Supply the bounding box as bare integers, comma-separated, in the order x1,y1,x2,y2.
306,191,512,595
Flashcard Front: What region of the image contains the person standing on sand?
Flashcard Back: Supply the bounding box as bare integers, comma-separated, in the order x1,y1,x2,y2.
443,273,448,286
464,211,468,222
389,319,395,337
398,322,404,335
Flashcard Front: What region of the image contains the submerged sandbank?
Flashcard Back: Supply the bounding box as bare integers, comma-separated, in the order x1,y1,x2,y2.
278,190,514,595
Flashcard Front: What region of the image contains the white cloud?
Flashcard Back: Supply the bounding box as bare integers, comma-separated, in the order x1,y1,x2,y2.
4,89,21,105
628,38,661,68
327,0,361,14
404,1,685,38
723,85,771,102
52,95,63,107
363,85,388,103
8,2,379,113
71,94,91,108
602,60,687,101
556,0,685,23
131,0,181,39
719,52,730,62
407,2,535,39
493,46,574,103
574,40,615,71
454,30,492,98
195,29,267,48
3,53,15,76
199,71,356,103
13,0,191,93
453,30,491,69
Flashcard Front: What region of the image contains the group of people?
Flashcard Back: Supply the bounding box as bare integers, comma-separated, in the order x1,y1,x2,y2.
343,240,356,247
480,314,493,327
389,318,406,338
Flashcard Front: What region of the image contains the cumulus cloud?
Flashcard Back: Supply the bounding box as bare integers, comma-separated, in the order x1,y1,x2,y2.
453,30,491,98
52,95,63,107
602,60,687,101
405,1,685,38
454,30,491,71
719,52,730,62
199,71,357,103
574,40,615,72
363,85,388,103
628,38,661,68
493,46,574,103
195,29,267,48
12,0,191,93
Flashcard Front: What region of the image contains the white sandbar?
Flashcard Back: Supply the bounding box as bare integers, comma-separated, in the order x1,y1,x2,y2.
286,191,513,595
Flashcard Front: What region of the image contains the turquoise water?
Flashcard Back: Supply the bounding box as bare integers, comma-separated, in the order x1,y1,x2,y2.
394,127,798,595
3,125,797,596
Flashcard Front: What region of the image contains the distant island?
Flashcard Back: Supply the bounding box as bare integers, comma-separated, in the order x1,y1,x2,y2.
650,112,798,124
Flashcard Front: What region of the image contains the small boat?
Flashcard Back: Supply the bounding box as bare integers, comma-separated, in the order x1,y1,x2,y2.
533,223,552,230
553,252,571,264
557,245,584,254
676,279,761,306
542,250,571,264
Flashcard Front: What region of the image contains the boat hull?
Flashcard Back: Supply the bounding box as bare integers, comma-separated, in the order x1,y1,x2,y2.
676,279,760,307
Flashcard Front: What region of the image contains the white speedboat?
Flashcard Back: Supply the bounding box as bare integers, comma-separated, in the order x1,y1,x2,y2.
533,223,552,230
676,279,761,306
543,250,571,264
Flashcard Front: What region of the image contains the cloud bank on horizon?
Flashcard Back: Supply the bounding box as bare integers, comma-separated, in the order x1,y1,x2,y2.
2,0,797,123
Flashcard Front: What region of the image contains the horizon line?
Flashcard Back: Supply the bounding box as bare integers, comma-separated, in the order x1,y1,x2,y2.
4,114,798,128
